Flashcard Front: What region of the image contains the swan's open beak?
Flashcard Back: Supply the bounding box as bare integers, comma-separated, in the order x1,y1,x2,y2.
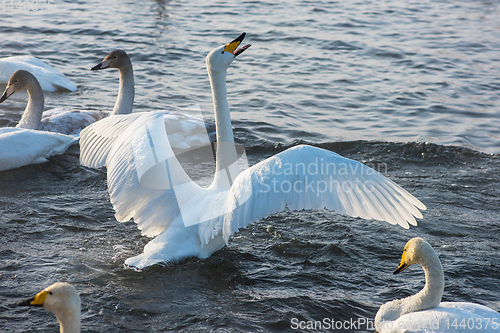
0,85,15,103
393,250,409,274
17,289,48,307
224,32,251,57
91,59,110,71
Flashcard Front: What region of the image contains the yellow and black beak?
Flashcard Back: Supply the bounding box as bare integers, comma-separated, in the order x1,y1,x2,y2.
393,250,409,274
18,289,49,307
223,32,251,57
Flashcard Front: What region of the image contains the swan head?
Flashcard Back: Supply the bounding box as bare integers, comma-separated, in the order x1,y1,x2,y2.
394,237,435,274
206,32,251,73
91,49,131,71
18,282,81,331
0,69,37,103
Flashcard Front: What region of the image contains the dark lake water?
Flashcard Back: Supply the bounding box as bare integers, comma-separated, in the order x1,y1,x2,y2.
1,0,499,332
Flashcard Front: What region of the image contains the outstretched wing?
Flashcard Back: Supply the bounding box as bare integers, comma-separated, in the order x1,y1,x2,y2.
83,112,215,237
79,113,144,168
79,111,216,169
203,145,426,243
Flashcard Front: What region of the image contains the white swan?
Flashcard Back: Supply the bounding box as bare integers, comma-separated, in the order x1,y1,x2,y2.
0,55,77,92
0,69,109,135
375,237,500,333
0,50,136,136
80,33,426,269
0,127,76,172
18,282,81,333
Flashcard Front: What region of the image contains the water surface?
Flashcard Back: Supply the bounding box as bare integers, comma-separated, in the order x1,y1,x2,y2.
0,0,499,332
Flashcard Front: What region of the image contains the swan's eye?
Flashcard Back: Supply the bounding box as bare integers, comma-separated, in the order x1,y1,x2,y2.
49,292,53,295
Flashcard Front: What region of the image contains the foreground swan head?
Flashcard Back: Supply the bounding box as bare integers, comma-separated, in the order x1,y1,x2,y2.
91,49,134,115
393,237,437,274
375,238,499,333
18,282,81,333
206,32,251,73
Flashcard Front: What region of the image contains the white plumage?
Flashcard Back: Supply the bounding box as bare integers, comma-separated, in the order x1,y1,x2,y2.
0,127,76,172
0,69,108,136
0,55,77,92
79,110,216,168
375,238,500,333
80,33,426,269
1,50,141,137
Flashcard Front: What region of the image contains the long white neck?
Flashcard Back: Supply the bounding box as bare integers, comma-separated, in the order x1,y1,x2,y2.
403,252,444,315
56,309,81,333
16,78,44,130
208,68,239,189
111,61,134,115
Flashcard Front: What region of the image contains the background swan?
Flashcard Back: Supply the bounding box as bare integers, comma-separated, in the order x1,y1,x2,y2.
375,237,500,333
0,55,77,92
0,127,76,172
0,69,108,136
18,282,81,333
80,49,215,168
80,33,426,269
90,49,134,115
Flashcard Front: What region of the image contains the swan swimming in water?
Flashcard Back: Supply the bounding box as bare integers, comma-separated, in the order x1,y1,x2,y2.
80,33,426,269
0,55,77,92
0,127,76,172
0,50,137,136
18,282,81,333
375,237,500,333
0,69,108,136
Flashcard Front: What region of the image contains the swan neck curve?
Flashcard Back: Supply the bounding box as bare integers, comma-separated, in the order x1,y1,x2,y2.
209,68,239,189
16,77,44,130
111,61,134,115
406,250,444,314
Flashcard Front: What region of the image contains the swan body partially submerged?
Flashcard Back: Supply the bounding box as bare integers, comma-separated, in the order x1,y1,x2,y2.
80,33,426,269
0,70,108,136
0,127,76,172
375,237,500,333
0,55,77,92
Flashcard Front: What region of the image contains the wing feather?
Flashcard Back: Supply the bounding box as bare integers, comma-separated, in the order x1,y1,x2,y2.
79,111,216,169
82,112,214,237
210,145,426,242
